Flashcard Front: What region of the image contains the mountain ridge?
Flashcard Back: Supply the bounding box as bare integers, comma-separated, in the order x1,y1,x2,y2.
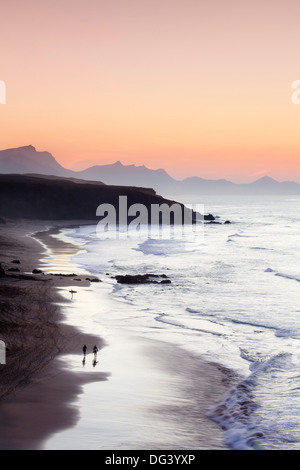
0,145,70,177
1,145,300,196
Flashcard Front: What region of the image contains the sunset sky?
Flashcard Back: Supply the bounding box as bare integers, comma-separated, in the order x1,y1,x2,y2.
1,0,300,182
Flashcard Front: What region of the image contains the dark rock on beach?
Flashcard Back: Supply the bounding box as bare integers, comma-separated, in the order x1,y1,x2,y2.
7,274,42,281
115,273,171,285
206,219,231,225
48,273,78,277
204,213,215,221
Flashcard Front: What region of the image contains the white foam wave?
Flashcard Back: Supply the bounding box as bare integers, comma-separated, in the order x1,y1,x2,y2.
207,377,261,450
264,267,300,282
154,312,225,337
275,272,300,283
228,233,250,238
208,352,293,450
136,238,200,256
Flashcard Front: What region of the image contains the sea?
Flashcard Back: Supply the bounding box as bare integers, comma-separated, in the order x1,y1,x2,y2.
42,194,300,450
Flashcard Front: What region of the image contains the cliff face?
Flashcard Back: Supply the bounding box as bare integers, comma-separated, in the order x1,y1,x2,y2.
0,174,180,221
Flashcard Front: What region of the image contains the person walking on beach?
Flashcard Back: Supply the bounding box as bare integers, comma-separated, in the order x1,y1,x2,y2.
82,344,87,366
92,345,99,367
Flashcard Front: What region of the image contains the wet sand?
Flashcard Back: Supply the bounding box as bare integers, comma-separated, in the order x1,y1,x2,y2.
0,220,237,450
0,220,108,449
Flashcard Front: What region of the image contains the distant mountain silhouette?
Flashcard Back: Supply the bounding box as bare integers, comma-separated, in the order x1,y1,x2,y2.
73,161,300,196
1,145,300,196
244,175,300,195
77,160,175,189
0,145,71,177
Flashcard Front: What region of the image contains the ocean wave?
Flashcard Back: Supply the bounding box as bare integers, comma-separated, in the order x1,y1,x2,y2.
248,352,291,374
208,352,294,450
251,246,272,251
207,376,262,450
227,232,252,243
154,312,225,337
239,348,267,366
275,272,300,283
185,307,200,314
136,238,200,256
275,328,300,339
231,318,277,332
228,233,250,238
264,267,300,283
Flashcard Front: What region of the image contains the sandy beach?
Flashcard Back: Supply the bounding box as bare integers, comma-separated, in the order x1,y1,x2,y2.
0,220,238,450
0,220,109,449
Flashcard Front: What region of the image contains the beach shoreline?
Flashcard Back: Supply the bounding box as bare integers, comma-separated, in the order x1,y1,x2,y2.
0,220,108,449
0,220,238,450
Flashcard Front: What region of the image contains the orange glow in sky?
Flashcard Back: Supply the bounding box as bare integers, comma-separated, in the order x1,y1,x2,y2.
1,0,300,182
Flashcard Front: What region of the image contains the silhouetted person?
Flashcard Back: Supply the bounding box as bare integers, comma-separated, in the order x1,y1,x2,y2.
69,289,77,299
82,344,87,366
